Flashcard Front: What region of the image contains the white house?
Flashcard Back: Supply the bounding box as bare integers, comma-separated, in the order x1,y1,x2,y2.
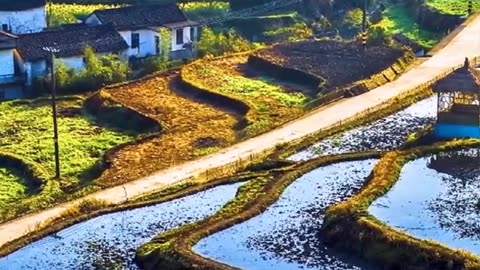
0,0,47,35
0,23,128,100
85,3,199,60
0,31,24,100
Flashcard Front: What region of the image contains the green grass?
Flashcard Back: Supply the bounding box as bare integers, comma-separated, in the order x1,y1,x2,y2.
0,168,30,209
49,3,122,27
426,0,480,15
181,1,229,21
0,97,137,219
376,5,443,49
49,2,229,26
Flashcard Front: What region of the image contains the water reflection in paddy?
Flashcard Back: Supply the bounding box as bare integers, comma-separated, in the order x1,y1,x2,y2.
290,97,436,161
0,183,245,270
194,159,379,270
370,149,480,255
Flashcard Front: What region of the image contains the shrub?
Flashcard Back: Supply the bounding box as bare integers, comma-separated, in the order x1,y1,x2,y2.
197,28,255,57
343,8,365,28
263,22,313,42
55,47,129,93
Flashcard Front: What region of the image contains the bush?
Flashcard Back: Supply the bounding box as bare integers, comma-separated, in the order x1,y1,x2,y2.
55,47,129,93
367,25,393,46
263,22,313,42
343,8,365,28
197,28,255,57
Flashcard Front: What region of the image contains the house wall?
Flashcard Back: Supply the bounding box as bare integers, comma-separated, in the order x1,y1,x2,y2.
0,85,24,100
119,29,159,58
435,124,480,139
171,26,196,51
0,7,47,34
24,60,47,86
0,49,14,77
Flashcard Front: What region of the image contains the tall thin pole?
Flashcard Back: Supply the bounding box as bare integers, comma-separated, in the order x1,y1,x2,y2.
361,0,368,50
49,52,61,179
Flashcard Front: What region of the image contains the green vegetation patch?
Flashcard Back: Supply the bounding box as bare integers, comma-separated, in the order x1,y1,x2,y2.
426,0,480,16
0,97,137,220
0,168,31,209
181,54,308,138
375,5,443,49
49,3,122,26
181,1,230,21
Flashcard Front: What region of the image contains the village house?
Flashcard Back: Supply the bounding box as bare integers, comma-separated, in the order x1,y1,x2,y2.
0,24,128,100
85,3,199,59
0,2,199,100
0,0,47,34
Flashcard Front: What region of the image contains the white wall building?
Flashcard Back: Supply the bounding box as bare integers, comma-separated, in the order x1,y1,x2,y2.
85,3,198,60
0,31,24,100
0,0,47,34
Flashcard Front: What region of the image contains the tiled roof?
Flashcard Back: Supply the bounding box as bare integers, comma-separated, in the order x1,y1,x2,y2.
16,24,129,61
0,31,18,40
92,3,190,29
0,0,46,11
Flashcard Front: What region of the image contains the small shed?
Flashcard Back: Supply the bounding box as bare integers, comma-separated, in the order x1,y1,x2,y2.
433,57,480,139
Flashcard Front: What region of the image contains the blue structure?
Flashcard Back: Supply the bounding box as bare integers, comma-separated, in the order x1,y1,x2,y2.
434,58,480,139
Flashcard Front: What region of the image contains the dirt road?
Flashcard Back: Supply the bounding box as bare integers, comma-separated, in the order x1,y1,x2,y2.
1,16,480,248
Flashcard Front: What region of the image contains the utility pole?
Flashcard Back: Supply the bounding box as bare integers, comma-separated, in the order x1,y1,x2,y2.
362,0,368,50
43,47,61,179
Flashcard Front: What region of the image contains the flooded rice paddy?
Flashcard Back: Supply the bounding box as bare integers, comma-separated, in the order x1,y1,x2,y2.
370,149,480,255
289,96,436,161
0,183,245,270
194,159,379,270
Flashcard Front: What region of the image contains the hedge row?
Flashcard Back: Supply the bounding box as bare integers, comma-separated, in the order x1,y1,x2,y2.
322,140,480,270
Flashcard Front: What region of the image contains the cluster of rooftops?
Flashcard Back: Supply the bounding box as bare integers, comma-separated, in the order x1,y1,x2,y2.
0,0,197,62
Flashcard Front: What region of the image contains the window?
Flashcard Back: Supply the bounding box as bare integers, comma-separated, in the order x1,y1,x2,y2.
190,27,196,42
176,28,184,45
131,33,140,49
155,36,160,55
2,24,9,32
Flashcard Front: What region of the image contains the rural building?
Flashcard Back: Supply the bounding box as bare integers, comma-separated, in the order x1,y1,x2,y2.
0,31,24,100
0,24,128,100
434,58,480,139
16,24,129,86
85,3,199,59
0,0,47,35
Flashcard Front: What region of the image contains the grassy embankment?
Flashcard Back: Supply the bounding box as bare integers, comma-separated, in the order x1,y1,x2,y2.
323,140,480,269
181,54,310,139
375,4,443,49
93,72,238,185
426,0,480,15
0,97,138,221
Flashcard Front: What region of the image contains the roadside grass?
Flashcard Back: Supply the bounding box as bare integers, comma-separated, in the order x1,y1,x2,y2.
0,98,137,220
426,0,480,16
182,55,308,138
376,5,443,49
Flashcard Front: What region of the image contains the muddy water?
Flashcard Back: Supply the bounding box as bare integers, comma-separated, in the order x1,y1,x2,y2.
370,149,480,255
289,97,436,161
194,159,379,270
0,183,245,270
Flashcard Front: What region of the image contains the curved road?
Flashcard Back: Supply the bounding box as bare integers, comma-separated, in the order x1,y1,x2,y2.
1,16,480,248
